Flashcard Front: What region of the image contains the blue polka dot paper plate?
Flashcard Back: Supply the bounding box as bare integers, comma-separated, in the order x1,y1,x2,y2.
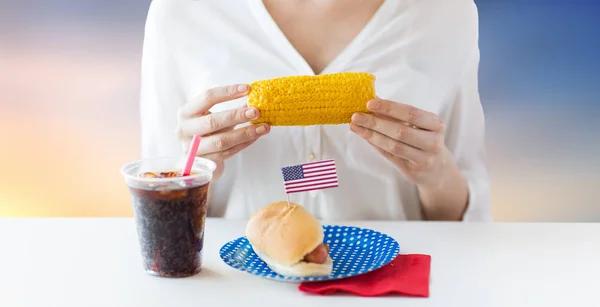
219,225,400,282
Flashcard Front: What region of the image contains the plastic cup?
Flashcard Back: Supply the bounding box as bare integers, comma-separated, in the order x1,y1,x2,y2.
120,157,216,277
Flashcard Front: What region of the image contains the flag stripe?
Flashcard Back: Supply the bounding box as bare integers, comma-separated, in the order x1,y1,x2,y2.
285,179,338,189
303,167,335,174
286,178,336,187
283,174,338,185
303,171,337,178
302,163,335,170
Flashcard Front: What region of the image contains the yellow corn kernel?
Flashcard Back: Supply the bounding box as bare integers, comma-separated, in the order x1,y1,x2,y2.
247,72,376,126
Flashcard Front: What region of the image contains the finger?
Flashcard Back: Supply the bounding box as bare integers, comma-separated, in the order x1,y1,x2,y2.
350,123,430,165
202,138,259,161
366,143,429,174
351,113,444,153
179,84,250,119
368,141,404,164
178,107,260,138
198,123,270,155
365,99,443,131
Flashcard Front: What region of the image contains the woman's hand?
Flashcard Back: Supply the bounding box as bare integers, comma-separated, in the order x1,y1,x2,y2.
350,98,470,220
350,98,450,190
176,84,270,181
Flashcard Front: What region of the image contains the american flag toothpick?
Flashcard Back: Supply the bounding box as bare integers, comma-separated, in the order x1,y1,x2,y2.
281,159,339,203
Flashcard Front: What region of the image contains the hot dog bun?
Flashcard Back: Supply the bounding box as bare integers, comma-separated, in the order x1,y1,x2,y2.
245,201,333,277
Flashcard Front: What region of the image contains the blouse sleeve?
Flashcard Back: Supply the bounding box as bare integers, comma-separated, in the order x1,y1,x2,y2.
139,0,186,159
442,44,493,222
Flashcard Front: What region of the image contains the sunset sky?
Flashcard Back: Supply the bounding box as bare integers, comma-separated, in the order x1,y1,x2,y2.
1,0,599,222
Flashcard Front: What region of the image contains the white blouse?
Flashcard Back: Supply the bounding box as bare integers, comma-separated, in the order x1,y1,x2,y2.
139,0,492,221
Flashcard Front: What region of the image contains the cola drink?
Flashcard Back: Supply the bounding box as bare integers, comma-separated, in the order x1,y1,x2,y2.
121,158,216,277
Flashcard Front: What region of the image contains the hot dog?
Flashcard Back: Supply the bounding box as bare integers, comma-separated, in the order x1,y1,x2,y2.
246,201,333,277
303,243,329,264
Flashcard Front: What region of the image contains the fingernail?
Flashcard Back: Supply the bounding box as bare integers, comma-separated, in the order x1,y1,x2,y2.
237,84,249,93
245,108,257,119
367,99,380,110
351,113,364,124
255,125,267,134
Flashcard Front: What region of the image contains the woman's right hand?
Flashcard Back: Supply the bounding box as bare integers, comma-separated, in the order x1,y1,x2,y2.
176,84,270,181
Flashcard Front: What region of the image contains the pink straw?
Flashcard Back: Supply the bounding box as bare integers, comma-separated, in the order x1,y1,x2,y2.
182,135,201,176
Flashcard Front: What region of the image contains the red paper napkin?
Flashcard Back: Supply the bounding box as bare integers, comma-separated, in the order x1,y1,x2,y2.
298,254,431,297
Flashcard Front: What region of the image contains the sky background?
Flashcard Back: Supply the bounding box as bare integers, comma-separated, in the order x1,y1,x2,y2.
1,0,599,221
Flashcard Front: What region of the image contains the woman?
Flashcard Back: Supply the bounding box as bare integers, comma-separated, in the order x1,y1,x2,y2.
140,0,491,221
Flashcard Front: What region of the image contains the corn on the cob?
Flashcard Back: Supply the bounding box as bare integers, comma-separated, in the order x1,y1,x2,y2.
247,72,376,126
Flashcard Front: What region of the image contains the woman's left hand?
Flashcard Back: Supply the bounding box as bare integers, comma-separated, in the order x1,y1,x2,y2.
350,98,451,190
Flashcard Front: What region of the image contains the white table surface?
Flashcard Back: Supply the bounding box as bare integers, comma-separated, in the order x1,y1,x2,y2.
1,218,599,307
